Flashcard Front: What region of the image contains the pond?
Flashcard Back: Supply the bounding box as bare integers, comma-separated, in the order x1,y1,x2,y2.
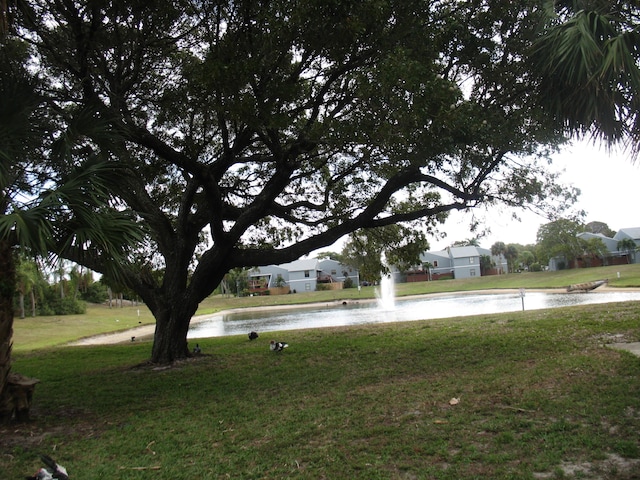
187,290,640,340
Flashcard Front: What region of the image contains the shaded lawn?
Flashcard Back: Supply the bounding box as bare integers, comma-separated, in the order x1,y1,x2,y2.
4,301,640,479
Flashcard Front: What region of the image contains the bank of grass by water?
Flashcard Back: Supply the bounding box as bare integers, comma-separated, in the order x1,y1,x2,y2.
11,263,640,352
4,299,640,479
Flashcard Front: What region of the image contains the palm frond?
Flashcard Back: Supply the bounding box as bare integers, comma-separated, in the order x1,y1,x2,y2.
531,6,640,156
0,207,53,253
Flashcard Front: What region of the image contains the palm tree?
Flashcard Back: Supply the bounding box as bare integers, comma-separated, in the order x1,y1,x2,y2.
582,237,609,267
491,242,508,274
532,1,640,155
617,238,637,264
505,245,520,273
15,256,39,319
423,262,434,282
0,40,142,423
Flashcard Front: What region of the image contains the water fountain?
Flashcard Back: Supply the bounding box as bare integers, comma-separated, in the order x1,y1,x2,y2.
376,253,395,311
376,271,395,311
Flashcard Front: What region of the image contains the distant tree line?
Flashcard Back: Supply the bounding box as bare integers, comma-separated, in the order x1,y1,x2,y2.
12,256,139,317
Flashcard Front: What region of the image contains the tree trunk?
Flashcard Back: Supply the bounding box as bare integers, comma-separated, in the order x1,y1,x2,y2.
150,299,198,364
18,291,25,319
0,240,16,423
30,289,36,317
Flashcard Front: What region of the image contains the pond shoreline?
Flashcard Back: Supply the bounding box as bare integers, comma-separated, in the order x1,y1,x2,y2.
70,286,638,346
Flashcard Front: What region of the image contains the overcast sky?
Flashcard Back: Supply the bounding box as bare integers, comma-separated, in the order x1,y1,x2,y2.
430,139,638,250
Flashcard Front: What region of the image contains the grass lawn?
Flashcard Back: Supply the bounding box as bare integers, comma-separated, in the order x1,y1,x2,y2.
3,263,640,478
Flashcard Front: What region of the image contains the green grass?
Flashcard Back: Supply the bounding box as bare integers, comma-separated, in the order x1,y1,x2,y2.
5,303,640,479
4,263,640,478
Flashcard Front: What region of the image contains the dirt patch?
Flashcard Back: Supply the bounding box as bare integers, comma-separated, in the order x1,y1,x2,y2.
0,406,100,453
534,454,640,479
126,354,213,372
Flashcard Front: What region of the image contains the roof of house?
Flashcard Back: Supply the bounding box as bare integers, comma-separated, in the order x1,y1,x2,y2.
578,232,611,239
280,258,320,272
421,250,450,260
615,227,640,241
448,246,483,258
248,264,288,277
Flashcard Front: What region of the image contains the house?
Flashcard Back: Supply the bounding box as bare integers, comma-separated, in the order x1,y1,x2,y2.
577,232,619,252
416,249,454,280
248,258,360,294
614,227,640,246
248,264,289,292
317,258,360,286
549,227,640,270
280,258,322,292
413,246,507,281
614,227,640,264
573,231,628,267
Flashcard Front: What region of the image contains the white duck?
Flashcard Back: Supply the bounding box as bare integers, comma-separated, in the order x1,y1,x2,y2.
27,455,69,480
269,340,288,352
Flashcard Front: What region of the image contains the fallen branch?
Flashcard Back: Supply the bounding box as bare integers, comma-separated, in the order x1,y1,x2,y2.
119,466,161,471
497,405,536,413
145,440,157,455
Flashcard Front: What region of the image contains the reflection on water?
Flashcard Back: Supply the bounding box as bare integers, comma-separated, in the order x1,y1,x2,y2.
187,291,640,339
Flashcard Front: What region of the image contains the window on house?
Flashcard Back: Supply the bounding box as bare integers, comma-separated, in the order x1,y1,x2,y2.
331,269,337,275
469,257,474,264
304,270,310,278
470,269,476,276
433,261,438,267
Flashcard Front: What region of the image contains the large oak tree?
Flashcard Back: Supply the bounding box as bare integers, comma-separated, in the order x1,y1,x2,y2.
11,0,596,364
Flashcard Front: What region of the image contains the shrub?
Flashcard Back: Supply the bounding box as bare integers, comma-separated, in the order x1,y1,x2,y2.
41,297,86,315
80,282,109,303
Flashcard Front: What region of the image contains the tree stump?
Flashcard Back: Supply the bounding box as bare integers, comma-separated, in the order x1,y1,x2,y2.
2,373,40,422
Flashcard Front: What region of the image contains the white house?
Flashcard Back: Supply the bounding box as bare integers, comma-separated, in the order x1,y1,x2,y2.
276,258,320,292
419,246,507,280
248,264,289,290
317,258,360,286
249,258,360,293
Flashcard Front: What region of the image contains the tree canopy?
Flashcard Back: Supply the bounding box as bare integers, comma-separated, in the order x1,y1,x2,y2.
536,218,586,266
341,225,430,283
8,0,622,363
